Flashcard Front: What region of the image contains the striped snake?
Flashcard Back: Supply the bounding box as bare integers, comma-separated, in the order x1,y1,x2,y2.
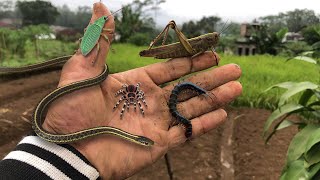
0,56,154,146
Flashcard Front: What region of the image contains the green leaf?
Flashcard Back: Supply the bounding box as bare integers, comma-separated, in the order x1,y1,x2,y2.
280,159,309,180
314,90,320,99
264,120,298,143
312,41,320,50
277,120,296,130
308,101,320,107
301,51,315,56
263,103,304,138
308,162,320,179
286,124,320,165
305,143,320,168
305,128,320,155
276,27,288,40
278,82,319,106
292,56,317,64
264,82,296,93
312,111,320,118
299,89,316,106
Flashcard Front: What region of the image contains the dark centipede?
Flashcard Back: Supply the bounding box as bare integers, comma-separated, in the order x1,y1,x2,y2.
168,82,209,138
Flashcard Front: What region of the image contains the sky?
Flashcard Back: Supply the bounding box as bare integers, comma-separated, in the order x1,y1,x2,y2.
46,0,320,26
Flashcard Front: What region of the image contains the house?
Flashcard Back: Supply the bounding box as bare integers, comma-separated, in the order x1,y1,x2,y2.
0,18,21,29
282,32,304,43
50,25,79,41
235,23,260,56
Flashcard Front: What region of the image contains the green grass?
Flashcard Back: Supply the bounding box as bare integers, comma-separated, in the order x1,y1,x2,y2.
1,42,319,109
219,54,319,109
1,40,76,66
108,44,319,109
107,43,162,72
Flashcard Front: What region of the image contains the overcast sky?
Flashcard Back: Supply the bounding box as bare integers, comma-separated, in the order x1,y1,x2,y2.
49,0,320,26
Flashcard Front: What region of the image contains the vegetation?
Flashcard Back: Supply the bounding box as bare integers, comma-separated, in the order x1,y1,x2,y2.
1,1,320,177
115,0,164,45
17,0,59,26
2,42,318,111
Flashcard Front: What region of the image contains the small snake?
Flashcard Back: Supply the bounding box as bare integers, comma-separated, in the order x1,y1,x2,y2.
1,56,154,146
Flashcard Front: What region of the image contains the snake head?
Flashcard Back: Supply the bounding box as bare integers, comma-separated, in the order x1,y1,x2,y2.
138,136,154,146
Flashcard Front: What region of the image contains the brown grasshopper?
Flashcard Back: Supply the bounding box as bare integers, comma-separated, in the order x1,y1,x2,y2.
139,20,220,63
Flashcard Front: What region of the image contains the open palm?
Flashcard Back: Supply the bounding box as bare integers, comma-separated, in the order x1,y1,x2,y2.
42,2,242,179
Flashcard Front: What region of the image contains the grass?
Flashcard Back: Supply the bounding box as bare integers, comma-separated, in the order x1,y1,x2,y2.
108,44,319,109
0,40,76,67
107,43,162,72
219,54,319,109
1,42,319,109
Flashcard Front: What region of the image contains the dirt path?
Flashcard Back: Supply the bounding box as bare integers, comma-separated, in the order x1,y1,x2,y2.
0,71,297,179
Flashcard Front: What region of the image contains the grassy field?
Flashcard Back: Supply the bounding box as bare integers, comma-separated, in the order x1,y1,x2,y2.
108,44,319,109
1,42,319,109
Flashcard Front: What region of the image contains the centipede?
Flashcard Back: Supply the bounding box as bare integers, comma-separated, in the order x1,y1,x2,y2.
168,82,214,138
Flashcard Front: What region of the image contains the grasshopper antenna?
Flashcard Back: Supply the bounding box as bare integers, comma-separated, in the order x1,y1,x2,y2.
107,3,132,18
219,20,232,36
219,19,228,36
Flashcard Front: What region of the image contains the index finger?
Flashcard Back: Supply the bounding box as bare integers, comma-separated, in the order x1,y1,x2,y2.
143,52,219,85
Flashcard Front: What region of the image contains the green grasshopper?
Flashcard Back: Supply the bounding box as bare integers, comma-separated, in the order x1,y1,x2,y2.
79,7,124,64
139,20,220,62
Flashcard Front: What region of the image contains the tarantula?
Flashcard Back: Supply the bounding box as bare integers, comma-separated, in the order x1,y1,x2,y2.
113,82,147,118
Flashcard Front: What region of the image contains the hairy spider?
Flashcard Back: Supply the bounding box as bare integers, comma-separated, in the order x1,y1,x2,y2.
113,82,147,118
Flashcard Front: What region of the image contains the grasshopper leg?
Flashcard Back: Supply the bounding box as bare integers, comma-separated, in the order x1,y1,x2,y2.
191,50,206,59
90,43,100,64
210,48,219,65
101,34,110,44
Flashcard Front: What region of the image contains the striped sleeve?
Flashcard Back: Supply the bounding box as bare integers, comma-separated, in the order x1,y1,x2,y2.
0,135,100,180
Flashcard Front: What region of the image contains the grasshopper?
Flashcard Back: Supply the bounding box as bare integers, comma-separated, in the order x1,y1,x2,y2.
79,7,124,64
139,20,220,63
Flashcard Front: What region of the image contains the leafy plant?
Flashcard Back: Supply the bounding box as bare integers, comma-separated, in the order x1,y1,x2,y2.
263,54,320,179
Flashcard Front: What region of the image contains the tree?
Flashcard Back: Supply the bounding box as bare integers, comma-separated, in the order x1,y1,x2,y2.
181,20,201,38
251,25,288,55
181,16,222,38
0,0,14,19
17,0,59,26
259,9,320,33
259,14,286,33
55,5,76,28
73,6,91,31
285,9,319,32
115,0,160,44
302,25,320,45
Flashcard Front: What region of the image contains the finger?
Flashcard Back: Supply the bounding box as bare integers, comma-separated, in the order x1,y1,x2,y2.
168,109,227,148
162,64,242,101
59,2,114,86
144,52,219,85
176,81,242,120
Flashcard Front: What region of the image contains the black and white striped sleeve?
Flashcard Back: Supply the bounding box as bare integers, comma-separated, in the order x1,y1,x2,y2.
0,135,100,180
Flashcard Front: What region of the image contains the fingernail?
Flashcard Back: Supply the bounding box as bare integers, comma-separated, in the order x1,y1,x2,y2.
234,64,241,69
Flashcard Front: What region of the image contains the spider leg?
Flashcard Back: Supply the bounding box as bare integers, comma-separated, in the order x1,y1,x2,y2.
115,89,125,96
120,101,128,119
113,96,125,109
134,100,137,111
127,100,130,112
138,92,147,107
137,101,145,116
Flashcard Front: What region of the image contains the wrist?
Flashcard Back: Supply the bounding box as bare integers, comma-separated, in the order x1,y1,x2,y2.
71,137,116,179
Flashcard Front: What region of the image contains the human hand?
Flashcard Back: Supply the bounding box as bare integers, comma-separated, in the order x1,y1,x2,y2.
42,2,242,179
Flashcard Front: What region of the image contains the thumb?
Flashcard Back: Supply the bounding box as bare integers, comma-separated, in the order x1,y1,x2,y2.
58,2,115,86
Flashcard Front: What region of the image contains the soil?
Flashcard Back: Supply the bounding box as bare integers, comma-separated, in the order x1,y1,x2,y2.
0,70,298,180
